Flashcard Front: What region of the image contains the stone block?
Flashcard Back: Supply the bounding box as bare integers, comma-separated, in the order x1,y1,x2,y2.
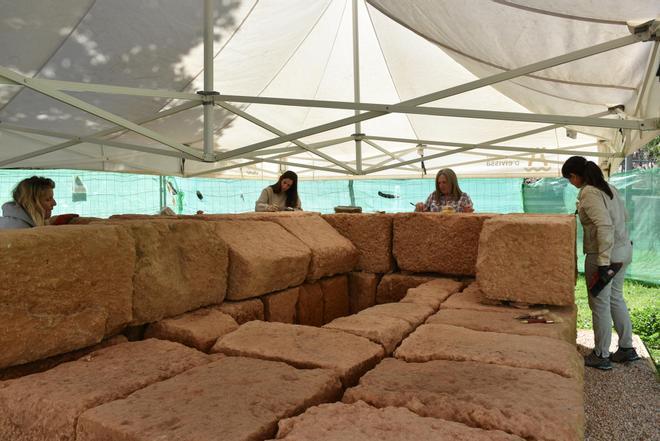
76,357,341,441
476,215,576,305
211,321,384,386
0,339,210,441
442,283,577,342
117,220,229,324
395,324,582,380
275,401,524,441
427,309,574,344
144,307,239,352
297,282,324,327
322,213,394,273
358,302,435,328
216,299,264,324
400,278,464,310
321,275,350,324
393,213,494,275
271,215,358,281
323,314,413,354
0,335,127,381
213,220,311,300
263,287,300,324
0,226,135,369
343,358,584,441
348,272,380,314
376,273,437,304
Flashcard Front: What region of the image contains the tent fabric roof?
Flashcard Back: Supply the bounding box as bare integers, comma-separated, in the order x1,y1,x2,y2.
0,0,658,179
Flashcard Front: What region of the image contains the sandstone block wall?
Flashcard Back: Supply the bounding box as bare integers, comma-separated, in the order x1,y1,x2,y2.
263,287,300,324
322,213,394,273
297,282,324,327
117,220,229,324
323,314,413,354
0,226,135,369
212,220,311,300
400,278,464,310
216,299,265,324
476,215,576,306
393,213,494,275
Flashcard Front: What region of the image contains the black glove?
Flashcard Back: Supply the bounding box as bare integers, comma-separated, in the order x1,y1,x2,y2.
588,263,623,297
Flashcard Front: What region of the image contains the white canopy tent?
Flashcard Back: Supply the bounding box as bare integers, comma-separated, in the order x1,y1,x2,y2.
0,0,658,180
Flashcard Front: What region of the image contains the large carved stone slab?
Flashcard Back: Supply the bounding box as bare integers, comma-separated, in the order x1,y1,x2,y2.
427,309,574,344
358,302,435,328
0,226,135,369
321,275,349,324
213,220,311,300
0,339,210,441
77,357,342,441
393,213,494,275
144,307,239,352
323,314,413,354
211,321,384,386
274,401,524,441
217,299,264,324
400,278,464,310
395,324,583,380
323,213,394,273
348,272,380,314
476,215,576,305
270,215,358,281
263,287,300,324
376,273,437,304
297,282,324,327
343,358,584,441
116,220,229,324
442,283,577,342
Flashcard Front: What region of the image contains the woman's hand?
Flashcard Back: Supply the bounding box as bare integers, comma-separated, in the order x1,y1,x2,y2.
463,204,474,213
414,202,425,212
267,204,279,212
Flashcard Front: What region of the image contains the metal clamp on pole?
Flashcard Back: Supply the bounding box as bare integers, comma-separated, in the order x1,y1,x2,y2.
628,19,659,41
352,133,365,141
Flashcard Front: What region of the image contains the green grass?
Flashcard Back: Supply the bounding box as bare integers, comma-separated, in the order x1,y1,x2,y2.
575,275,660,368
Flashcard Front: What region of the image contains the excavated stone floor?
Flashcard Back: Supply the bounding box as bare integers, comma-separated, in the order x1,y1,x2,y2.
1,282,656,441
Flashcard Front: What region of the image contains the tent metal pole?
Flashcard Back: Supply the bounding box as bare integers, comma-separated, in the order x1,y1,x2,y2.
214,100,357,173
0,101,199,167
201,0,216,161
0,67,205,159
352,0,362,174
362,139,420,171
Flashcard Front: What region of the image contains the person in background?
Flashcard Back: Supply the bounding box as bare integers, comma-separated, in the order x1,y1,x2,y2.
414,168,474,213
0,176,58,229
562,156,639,370
255,171,302,212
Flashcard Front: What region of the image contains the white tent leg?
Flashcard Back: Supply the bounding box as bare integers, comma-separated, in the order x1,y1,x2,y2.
352,0,362,174
201,0,216,161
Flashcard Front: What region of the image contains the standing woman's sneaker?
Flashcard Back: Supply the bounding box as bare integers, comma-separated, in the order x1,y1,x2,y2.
609,347,641,363
584,351,613,370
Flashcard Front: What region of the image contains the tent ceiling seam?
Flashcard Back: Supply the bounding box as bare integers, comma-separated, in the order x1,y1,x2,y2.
365,1,638,91
0,0,99,115
490,0,628,26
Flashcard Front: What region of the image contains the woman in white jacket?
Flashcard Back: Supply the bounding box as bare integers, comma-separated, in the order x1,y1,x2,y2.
0,176,57,229
562,156,639,370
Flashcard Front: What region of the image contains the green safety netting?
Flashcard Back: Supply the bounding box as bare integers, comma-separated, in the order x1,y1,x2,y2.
1,168,657,283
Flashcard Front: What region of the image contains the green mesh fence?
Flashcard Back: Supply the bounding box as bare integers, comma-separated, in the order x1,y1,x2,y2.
523,168,659,284
1,168,656,283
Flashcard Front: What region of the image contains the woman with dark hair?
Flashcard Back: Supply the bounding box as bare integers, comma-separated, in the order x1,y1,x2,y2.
414,168,474,213
562,156,638,370
255,171,302,212
0,176,58,229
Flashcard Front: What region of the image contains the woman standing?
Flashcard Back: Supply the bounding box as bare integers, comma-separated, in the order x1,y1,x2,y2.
562,156,639,370
0,176,57,229
414,168,474,213
255,171,302,212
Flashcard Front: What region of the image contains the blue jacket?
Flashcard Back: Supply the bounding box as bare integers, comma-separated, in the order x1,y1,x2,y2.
0,202,35,229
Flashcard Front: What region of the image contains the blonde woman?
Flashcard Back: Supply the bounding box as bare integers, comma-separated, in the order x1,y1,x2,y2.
414,168,474,213
0,176,57,229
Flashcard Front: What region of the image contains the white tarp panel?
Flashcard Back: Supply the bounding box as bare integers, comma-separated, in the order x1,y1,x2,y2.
0,0,658,179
